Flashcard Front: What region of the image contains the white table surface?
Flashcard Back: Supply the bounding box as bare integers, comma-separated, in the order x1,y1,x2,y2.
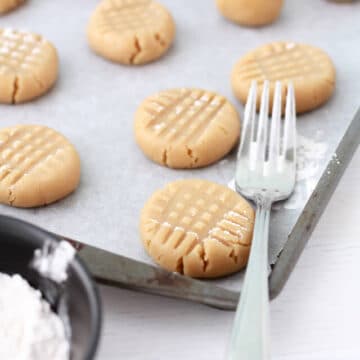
97,147,360,360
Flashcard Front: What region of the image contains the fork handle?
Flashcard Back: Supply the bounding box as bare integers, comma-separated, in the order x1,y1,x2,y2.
227,197,272,360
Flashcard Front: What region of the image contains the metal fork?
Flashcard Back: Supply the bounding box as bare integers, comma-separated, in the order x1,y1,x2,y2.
227,80,296,359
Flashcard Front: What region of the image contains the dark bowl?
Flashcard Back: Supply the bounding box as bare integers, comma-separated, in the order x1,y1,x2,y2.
0,215,101,360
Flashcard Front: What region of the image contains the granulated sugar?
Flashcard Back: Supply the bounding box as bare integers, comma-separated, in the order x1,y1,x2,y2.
296,134,328,181
282,134,328,210
0,273,69,360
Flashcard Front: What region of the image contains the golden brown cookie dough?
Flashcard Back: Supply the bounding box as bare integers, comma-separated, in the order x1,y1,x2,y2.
0,0,24,14
231,41,336,114
140,179,255,278
134,88,240,168
0,125,80,208
216,0,284,27
0,28,58,104
87,0,175,65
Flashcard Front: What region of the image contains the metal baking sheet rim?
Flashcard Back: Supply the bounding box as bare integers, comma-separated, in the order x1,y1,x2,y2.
269,107,360,299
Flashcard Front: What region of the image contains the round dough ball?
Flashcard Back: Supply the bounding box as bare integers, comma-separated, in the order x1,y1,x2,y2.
0,0,24,14
0,125,80,208
140,179,255,278
216,0,284,27
87,0,175,65
0,28,58,104
231,41,336,114
134,88,241,168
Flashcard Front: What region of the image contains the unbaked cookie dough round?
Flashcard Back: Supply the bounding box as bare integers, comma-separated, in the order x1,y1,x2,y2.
0,0,24,14
0,28,59,104
231,41,336,114
140,179,255,278
215,0,284,27
134,88,240,168
0,125,80,208
87,0,175,65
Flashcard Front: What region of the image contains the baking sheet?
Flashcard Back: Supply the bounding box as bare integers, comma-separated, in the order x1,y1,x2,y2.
1,0,359,291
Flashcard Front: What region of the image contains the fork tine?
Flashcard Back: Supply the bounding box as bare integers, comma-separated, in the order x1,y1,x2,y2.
256,81,269,164
268,81,282,166
246,80,257,142
238,81,257,160
282,82,296,161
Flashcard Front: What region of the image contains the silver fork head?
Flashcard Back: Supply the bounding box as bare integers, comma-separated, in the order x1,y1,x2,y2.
235,80,297,203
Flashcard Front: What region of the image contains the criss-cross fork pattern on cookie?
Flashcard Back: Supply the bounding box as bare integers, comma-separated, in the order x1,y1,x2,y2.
142,89,227,145
0,28,49,75
236,42,329,82
0,126,68,188
95,0,164,35
143,180,253,257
